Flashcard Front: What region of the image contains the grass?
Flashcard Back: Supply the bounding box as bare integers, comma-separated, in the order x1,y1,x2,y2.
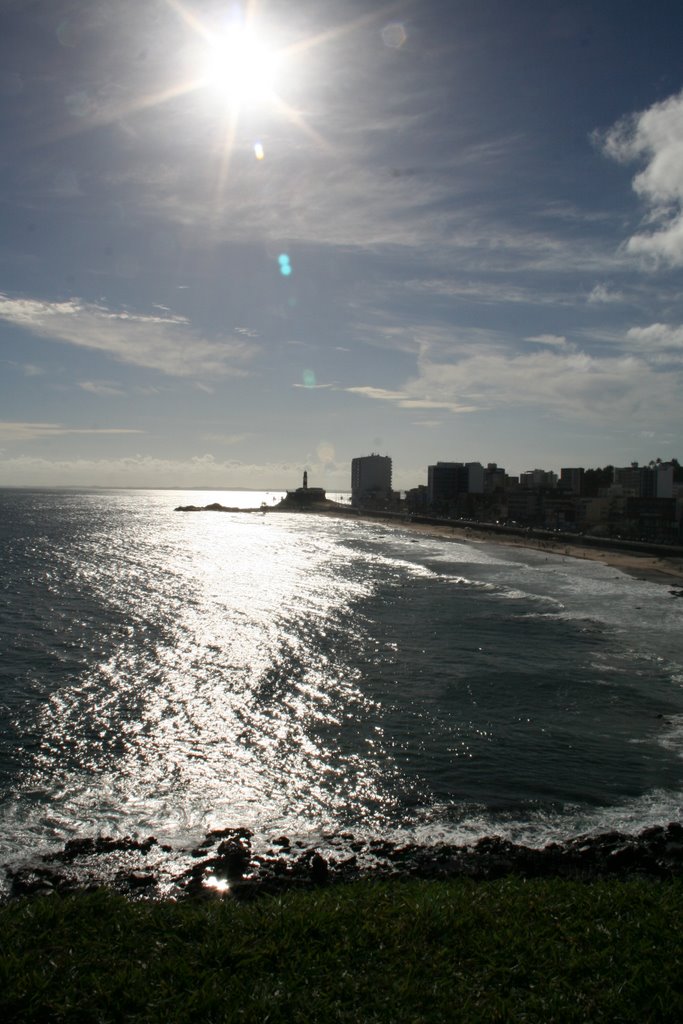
1,877,682,1022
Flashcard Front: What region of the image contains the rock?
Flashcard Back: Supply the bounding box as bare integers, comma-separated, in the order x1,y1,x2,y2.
309,852,329,884
216,837,251,880
117,871,157,891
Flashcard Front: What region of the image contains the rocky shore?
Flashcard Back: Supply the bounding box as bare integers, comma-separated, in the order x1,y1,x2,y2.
6,823,683,902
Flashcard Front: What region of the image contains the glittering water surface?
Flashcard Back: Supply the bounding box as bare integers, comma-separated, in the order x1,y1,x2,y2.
1,489,682,871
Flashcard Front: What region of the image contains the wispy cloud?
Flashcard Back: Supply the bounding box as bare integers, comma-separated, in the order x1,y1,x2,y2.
78,380,126,397
403,279,575,306
525,334,567,347
0,421,143,442
599,89,683,265
343,385,478,414
0,295,257,378
343,327,681,427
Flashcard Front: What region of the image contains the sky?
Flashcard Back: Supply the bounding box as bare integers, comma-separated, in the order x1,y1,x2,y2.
1,0,682,491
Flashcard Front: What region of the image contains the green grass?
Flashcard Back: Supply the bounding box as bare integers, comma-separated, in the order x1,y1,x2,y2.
1,878,682,1022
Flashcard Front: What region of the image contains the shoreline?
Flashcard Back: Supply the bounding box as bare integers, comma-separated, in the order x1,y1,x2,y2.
331,511,683,587
174,500,683,587
6,822,683,901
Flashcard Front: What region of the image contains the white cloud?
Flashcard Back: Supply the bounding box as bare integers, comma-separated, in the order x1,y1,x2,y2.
344,334,681,427
0,421,143,442
407,347,681,423
0,295,257,378
600,89,683,265
588,284,624,304
626,323,683,352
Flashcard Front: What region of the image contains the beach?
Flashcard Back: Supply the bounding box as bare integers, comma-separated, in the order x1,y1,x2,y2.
347,513,683,586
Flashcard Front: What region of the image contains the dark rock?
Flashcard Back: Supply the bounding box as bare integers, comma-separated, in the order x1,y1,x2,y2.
48,835,158,863
308,852,329,885
7,821,683,902
117,871,157,890
215,837,251,880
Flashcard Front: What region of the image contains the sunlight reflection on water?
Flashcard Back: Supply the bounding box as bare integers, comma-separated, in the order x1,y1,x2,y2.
1,489,682,866
24,500,409,848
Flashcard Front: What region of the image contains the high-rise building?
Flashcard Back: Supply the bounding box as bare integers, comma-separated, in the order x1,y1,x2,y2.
427,462,468,506
559,468,585,494
351,454,392,506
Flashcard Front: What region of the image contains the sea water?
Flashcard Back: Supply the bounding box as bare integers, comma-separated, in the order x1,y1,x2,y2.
1,488,682,881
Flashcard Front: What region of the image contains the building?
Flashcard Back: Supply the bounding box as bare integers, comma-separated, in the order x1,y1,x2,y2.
559,468,584,495
484,463,506,493
613,463,641,495
351,454,392,507
465,462,485,494
427,462,467,508
614,462,674,499
520,468,558,490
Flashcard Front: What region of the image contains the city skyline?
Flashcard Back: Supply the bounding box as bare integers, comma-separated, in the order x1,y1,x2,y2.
1,0,683,491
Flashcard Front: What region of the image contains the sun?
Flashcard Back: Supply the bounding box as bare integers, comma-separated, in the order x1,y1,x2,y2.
201,25,281,107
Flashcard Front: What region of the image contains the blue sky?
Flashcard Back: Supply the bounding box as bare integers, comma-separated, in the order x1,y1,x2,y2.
1,0,682,489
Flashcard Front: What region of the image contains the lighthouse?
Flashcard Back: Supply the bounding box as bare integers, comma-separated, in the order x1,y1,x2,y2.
283,469,326,506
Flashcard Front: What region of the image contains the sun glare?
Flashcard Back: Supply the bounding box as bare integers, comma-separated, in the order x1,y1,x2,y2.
202,26,280,106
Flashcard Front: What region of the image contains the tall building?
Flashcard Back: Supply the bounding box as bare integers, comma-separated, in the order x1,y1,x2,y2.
466,462,485,494
559,468,585,494
351,454,392,507
427,462,466,506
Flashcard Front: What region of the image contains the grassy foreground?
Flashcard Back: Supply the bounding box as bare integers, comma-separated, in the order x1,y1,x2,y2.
1,877,682,1023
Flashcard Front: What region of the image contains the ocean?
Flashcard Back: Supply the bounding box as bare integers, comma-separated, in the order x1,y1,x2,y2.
1,488,682,892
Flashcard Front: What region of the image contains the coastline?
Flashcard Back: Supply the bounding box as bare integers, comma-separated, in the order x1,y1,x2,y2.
6,822,683,901
174,500,683,587
347,513,683,587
